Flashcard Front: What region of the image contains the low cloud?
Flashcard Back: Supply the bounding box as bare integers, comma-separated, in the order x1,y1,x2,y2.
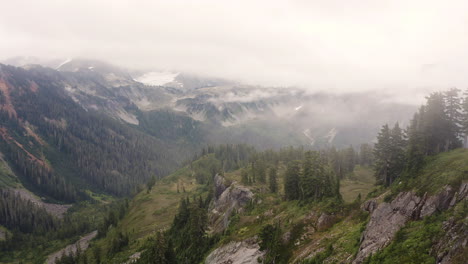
1,0,468,101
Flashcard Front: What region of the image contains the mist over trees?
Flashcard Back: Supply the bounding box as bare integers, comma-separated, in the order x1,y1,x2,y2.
374,88,466,186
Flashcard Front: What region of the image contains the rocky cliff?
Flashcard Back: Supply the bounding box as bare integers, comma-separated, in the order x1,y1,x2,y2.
205,237,264,264
354,182,468,263
210,174,254,233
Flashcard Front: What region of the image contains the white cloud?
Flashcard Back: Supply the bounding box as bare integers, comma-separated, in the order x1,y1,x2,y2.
1,0,468,98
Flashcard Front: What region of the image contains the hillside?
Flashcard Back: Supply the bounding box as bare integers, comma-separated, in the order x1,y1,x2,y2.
71,148,467,264
0,61,465,263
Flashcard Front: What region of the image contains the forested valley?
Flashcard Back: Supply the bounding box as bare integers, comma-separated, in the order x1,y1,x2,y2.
0,61,467,263
51,87,467,264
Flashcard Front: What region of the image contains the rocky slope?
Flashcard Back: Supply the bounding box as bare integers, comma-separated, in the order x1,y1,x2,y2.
46,230,97,264
354,183,468,263
205,238,264,264
79,149,468,264
12,189,71,218
210,174,254,233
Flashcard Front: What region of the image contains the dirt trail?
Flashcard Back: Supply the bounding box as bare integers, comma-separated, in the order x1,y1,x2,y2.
46,230,97,264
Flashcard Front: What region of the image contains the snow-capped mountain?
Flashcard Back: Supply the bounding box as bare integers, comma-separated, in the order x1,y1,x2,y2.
1,58,416,148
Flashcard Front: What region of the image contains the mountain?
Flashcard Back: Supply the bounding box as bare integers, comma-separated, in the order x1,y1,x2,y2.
44,59,416,148
0,58,417,209
0,59,432,263
0,63,184,199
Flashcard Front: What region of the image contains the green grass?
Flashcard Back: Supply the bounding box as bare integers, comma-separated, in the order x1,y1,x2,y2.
340,165,376,203
365,214,444,264
89,156,217,262
0,156,20,189
90,149,468,263
404,149,468,195
0,225,10,241
119,155,220,241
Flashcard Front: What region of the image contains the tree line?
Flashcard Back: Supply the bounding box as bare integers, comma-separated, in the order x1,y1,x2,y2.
283,151,341,201
373,88,466,186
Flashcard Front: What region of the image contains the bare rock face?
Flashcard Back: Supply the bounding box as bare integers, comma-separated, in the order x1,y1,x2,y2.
210,174,254,233
353,182,468,264
316,213,338,231
205,238,264,264
361,199,377,213
433,216,468,264
214,174,228,199
420,186,455,218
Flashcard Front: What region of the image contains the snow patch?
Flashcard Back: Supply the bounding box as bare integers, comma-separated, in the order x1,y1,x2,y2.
134,71,178,86
303,129,315,146
56,58,72,70
325,128,338,144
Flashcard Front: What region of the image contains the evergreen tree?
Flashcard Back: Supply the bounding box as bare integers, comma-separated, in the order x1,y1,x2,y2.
137,232,176,264
269,167,278,193
406,110,426,173
284,161,301,200
424,92,456,153
373,123,406,186
444,88,462,139
461,89,468,147
259,223,283,264
241,169,249,185
328,147,343,179
373,124,392,186
300,151,318,200
343,146,356,174
250,162,256,183
359,143,373,166
388,123,406,184
256,160,267,183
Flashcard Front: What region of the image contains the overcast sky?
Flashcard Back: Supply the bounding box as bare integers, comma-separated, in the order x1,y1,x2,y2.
1,0,468,99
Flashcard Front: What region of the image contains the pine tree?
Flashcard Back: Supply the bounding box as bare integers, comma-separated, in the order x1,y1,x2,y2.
269,167,278,193
461,89,468,147
343,146,356,174
250,162,256,183
300,151,317,200
424,92,455,153
259,223,283,264
444,88,462,139
241,169,249,185
284,161,301,200
406,110,426,173
359,143,373,166
373,124,392,186
388,123,406,184
256,160,267,183
328,146,342,178
137,232,176,264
